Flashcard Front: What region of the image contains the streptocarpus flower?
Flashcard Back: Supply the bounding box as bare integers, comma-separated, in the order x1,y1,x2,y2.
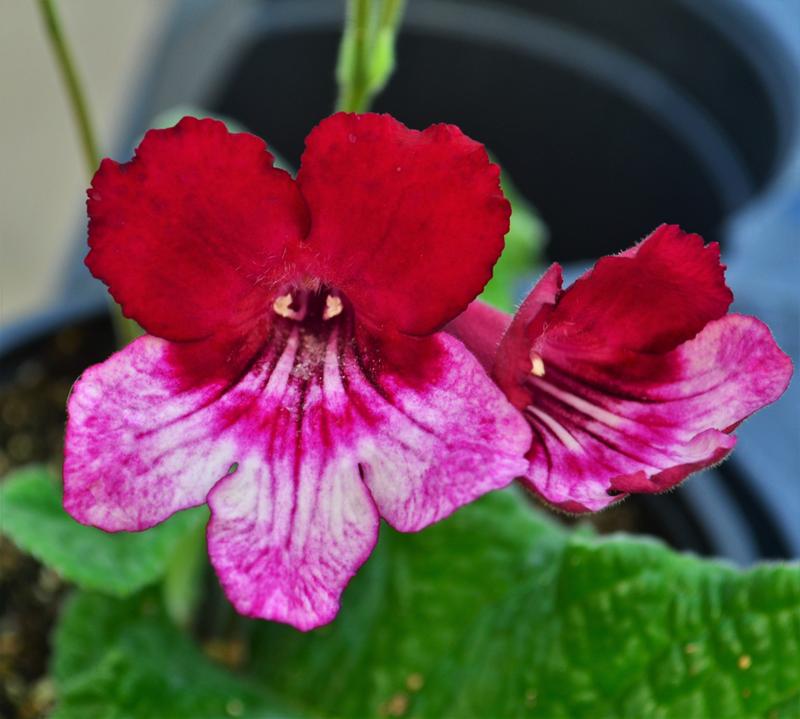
449,224,792,513
64,114,532,629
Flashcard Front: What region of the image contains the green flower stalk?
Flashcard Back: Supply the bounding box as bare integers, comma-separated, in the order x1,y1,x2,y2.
37,0,141,346
336,0,407,113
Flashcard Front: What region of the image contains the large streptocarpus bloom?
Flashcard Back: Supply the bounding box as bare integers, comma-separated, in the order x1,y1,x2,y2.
449,225,792,513
64,114,531,629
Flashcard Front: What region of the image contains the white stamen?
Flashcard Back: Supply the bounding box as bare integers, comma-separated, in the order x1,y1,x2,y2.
526,405,583,452
323,294,344,320
531,377,625,428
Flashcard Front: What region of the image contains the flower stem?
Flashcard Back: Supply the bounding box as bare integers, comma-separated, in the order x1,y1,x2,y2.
162,516,208,629
37,0,141,346
37,0,99,177
336,0,406,113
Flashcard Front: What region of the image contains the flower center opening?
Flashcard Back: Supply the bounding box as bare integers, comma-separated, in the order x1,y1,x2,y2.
266,286,355,385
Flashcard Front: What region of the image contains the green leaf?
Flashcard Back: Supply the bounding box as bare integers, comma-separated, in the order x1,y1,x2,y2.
251,490,800,718
481,171,547,312
51,591,301,719
0,465,206,596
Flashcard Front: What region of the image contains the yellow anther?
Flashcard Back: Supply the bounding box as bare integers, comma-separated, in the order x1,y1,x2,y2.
530,353,546,377
323,294,344,320
272,293,296,318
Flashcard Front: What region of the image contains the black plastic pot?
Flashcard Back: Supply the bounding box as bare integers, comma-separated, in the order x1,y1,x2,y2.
4,0,798,562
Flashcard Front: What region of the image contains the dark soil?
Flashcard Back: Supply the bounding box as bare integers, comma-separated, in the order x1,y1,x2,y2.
0,316,115,719
0,313,651,719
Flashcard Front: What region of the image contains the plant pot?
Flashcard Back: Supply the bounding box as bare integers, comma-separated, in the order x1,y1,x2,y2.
4,0,798,561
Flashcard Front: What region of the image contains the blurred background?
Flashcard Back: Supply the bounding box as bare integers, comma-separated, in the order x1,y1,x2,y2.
1,1,175,326
2,0,799,562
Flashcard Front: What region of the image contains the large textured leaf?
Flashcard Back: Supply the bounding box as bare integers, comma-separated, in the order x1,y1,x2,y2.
51,591,301,719
0,466,205,596
251,490,800,718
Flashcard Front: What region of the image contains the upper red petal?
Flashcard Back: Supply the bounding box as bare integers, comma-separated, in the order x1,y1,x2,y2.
548,224,733,355
296,113,511,336
86,117,309,342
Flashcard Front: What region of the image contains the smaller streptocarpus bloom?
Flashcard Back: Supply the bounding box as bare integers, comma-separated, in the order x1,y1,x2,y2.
64,114,532,629
449,225,792,513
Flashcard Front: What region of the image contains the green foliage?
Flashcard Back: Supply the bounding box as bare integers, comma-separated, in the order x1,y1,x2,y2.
0,466,205,596
250,490,800,718
26,473,799,718
481,171,547,312
51,591,301,719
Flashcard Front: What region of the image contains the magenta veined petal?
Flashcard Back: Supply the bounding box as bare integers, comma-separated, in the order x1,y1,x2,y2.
64,305,530,629
64,336,228,530
521,314,792,512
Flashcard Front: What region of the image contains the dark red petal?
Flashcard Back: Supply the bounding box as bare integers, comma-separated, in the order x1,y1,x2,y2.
296,113,510,336
86,117,309,341
548,224,733,355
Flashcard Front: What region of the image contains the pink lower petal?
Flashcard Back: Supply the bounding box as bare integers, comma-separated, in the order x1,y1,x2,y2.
205,347,381,629
523,315,792,512
354,333,531,532
64,336,239,531
207,329,529,628
200,325,378,629
66,314,529,629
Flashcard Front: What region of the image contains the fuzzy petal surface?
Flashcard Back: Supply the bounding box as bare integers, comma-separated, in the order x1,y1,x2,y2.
208,329,528,628
353,333,530,532
86,117,309,341
65,320,528,628
296,113,511,335
550,224,733,354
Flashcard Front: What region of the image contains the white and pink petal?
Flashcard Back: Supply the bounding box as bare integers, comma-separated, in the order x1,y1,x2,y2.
64,336,243,531
522,315,792,512
350,333,531,532
207,328,530,628
64,318,530,629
